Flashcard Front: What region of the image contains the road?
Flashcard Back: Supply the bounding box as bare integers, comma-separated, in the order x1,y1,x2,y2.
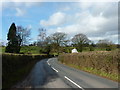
14,58,118,89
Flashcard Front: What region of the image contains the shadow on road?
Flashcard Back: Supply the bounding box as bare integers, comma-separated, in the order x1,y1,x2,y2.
13,59,68,88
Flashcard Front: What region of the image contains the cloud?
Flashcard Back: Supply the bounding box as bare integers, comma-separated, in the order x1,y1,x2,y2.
2,0,119,2
2,2,41,17
15,8,25,16
27,25,32,30
2,2,118,44
0,2,2,12
47,11,108,35
46,2,118,43
89,34,118,43
40,12,67,26
2,2,41,9
79,2,94,10
79,2,118,18
2,0,43,2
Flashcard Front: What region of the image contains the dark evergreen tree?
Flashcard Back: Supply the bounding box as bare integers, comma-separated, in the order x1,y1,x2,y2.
5,23,22,53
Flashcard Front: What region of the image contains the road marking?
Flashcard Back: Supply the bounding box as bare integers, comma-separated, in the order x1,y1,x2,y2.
47,59,51,65
64,76,84,90
47,59,51,62
47,62,50,65
52,67,58,72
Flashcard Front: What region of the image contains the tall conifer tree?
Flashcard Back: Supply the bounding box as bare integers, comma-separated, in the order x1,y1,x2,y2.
5,23,22,53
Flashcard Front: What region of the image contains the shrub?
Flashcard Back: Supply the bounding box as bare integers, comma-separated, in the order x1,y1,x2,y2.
58,50,119,81
2,53,48,88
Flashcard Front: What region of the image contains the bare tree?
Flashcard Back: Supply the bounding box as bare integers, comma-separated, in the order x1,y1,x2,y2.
44,36,52,45
97,39,114,51
46,32,68,55
17,26,31,46
72,33,90,52
0,41,4,46
37,28,46,46
97,39,113,45
50,32,67,46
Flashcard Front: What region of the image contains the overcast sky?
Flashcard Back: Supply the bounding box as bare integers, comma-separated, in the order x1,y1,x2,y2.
1,1,118,45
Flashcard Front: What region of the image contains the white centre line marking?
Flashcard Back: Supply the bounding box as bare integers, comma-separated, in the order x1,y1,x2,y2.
64,76,84,90
52,67,58,72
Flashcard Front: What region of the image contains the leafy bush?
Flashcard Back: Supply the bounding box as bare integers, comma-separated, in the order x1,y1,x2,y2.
2,53,48,88
89,46,94,51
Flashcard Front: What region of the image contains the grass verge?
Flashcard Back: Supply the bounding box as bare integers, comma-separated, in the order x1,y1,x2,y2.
62,63,119,82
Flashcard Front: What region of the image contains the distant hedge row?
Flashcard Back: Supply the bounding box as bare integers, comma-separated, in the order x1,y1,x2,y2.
2,53,50,88
58,50,120,81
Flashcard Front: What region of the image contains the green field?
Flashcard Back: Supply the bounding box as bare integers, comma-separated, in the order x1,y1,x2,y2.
0,46,5,53
1,46,43,54
20,46,42,54
0,46,117,54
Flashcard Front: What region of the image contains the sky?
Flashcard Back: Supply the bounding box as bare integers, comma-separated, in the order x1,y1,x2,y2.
1,1,119,45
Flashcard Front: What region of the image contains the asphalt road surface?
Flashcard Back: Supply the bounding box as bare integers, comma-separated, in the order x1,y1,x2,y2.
14,58,119,89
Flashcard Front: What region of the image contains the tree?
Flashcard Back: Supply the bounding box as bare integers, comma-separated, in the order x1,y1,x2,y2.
37,28,52,55
29,42,37,46
0,41,5,47
44,32,68,55
72,33,90,52
37,28,46,46
97,39,115,51
17,26,31,46
51,32,68,54
50,32,67,46
5,23,22,53
89,41,95,51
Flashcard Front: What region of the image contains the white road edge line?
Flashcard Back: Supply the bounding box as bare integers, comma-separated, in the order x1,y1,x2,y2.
52,67,58,72
47,59,51,65
64,76,84,90
47,62,50,65
47,59,51,62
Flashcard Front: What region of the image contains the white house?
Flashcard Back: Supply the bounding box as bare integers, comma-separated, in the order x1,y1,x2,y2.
72,48,78,53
